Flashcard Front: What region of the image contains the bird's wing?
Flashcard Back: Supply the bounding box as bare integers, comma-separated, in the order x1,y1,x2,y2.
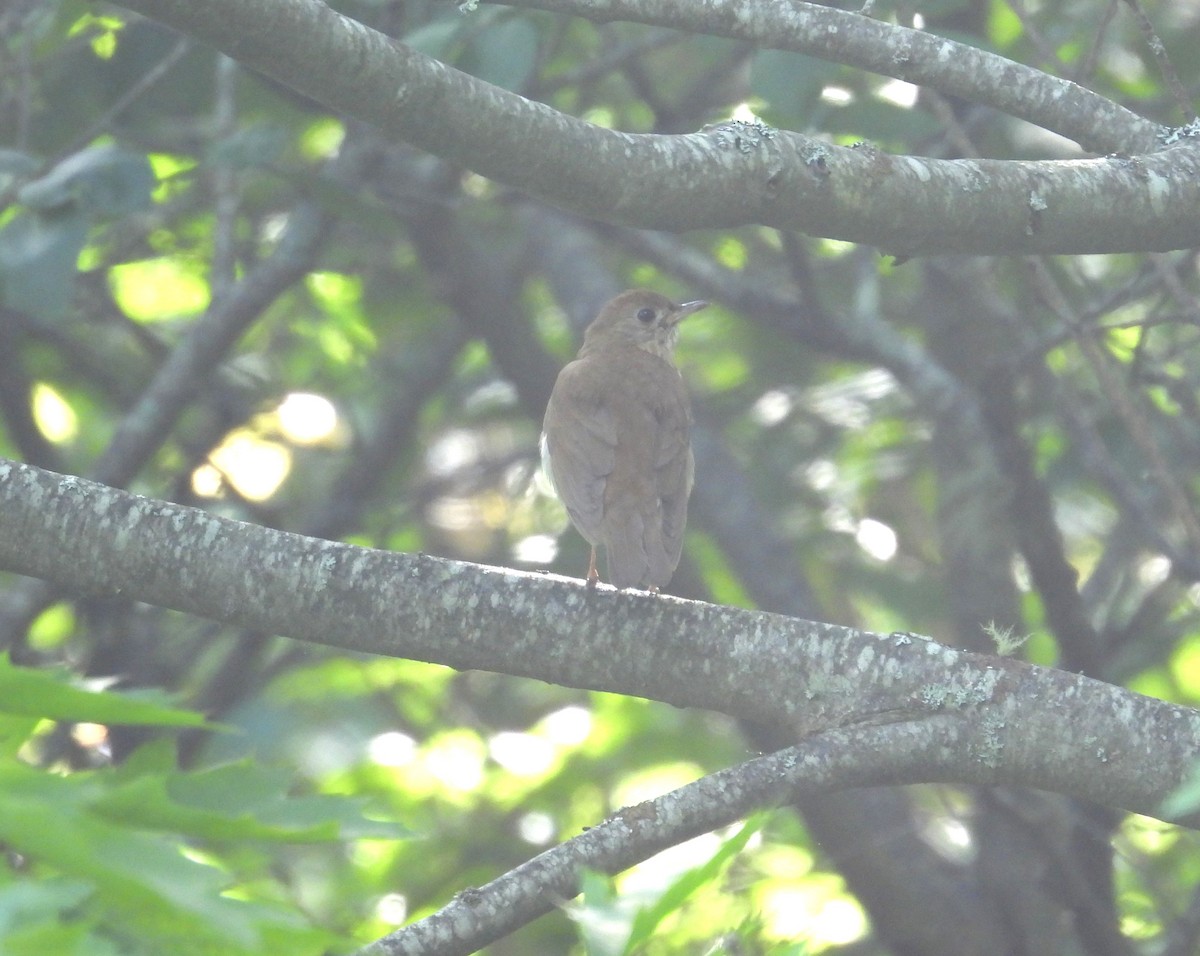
542,360,617,545
652,384,693,578
602,380,692,589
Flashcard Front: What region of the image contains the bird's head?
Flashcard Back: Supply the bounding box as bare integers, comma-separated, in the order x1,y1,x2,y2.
580,290,708,361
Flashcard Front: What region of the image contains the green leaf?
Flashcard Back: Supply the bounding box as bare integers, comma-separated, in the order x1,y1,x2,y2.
19,144,154,219
92,773,333,842
0,876,93,938
0,656,210,728
0,145,155,317
93,760,408,842
4,918,123,956
0,761,339,953
624,815,764,951
0,764,260,948
0,208,88,318
0,714,44,759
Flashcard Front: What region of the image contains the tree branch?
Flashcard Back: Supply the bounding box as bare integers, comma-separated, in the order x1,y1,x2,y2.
356,726,960,956
500,0,1160,154
2,456,1197,828
112,0,1200,254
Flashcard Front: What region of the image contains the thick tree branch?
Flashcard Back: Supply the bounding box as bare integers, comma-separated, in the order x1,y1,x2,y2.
1,456,1197,828
112,0,1200,254
500,0,1160,154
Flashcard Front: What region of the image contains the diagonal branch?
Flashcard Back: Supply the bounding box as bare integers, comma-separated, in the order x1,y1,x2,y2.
356,725,958,956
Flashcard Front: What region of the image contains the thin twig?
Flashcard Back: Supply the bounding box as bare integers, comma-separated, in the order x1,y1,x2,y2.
1120,0,1196,123
1027,258,1200,561
1002,0,1067,74
63,36,192,156
1074,0,1119,88
210,54,240,298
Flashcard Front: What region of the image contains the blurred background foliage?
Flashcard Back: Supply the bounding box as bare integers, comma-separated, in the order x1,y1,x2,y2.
2,0,1200,952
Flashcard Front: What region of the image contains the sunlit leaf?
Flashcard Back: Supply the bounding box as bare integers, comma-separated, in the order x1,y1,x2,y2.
624,816,765,950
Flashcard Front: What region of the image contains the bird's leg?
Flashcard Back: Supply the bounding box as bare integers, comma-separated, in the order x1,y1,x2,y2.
586,546,599,589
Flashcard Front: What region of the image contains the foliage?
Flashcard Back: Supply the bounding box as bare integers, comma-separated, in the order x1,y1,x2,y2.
2,0,1200,953
0,656,397,955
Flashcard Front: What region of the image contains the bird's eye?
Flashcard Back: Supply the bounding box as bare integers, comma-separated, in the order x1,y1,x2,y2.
636,307,656,323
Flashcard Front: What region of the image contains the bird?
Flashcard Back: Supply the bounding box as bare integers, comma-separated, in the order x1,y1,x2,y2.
541,289,708,590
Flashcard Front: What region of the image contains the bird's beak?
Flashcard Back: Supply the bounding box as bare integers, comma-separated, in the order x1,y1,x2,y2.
669,300,709,324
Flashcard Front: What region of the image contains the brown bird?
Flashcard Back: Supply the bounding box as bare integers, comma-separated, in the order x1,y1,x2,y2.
542,290,707,590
